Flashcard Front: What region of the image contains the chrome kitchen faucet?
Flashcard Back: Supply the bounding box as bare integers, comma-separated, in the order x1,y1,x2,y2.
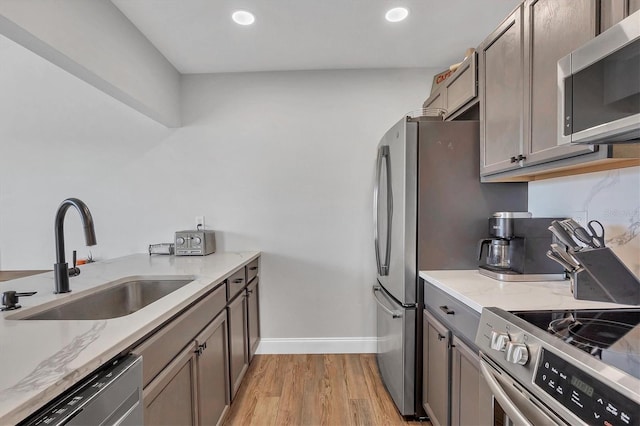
53,198,97,293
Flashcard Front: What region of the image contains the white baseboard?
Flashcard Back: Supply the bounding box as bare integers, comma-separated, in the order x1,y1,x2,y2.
255,337,377,354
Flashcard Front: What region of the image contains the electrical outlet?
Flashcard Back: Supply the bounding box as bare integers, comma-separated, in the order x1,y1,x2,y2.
571,211,587,226
195,216,205,229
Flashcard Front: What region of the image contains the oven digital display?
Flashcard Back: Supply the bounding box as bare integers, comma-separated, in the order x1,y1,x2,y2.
570,376,594,397
534,349,638,425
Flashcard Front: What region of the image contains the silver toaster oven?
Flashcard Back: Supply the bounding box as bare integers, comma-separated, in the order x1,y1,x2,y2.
175,230,216,256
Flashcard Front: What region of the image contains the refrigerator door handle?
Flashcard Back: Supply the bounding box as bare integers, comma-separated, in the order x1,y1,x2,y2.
374,145,392,276
373,286,403,318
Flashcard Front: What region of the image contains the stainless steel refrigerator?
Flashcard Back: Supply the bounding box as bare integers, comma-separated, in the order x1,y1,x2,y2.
372,115,527,417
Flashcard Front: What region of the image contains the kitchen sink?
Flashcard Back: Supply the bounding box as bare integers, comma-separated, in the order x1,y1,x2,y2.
16,277,194,320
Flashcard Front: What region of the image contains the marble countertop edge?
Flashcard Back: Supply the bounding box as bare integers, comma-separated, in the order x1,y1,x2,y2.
419,269,637,313
0,251,260,425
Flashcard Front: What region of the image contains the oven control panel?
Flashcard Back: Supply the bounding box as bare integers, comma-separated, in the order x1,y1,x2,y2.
534,349,637,425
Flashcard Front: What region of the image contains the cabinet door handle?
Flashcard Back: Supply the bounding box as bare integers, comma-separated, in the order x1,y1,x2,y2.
195,343,207,356
246,289,253,295
437,333,446,341
439,305,455,315
233,278,244,284
510,156,518,163
517,154,527,161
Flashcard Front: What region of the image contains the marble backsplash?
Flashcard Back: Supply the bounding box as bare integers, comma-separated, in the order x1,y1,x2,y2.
528,166,640,277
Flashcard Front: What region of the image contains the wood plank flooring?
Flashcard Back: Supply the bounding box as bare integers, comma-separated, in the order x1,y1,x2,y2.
223,354,430,426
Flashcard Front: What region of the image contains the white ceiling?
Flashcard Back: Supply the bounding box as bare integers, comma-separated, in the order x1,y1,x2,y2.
110,0,521,74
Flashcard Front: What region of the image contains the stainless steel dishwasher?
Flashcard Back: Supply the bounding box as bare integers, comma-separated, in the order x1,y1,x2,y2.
19,354,143,426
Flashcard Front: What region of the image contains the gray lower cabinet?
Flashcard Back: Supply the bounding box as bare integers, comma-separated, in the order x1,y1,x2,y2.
143,342,199,426
451,337,481,426
246,277,260,362
130,257,259,425
132,259,259,426
423,279,482,426
228,291,249,399
422,310,450,426
196,311,230,426
141,311,230,426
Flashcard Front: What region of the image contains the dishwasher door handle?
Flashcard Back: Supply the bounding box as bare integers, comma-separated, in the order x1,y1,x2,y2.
373,286,403,318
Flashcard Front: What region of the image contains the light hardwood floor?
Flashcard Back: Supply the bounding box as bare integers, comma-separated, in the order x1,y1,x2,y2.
223,354,430,426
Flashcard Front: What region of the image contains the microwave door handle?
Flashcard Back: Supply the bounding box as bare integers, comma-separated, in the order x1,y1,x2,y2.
479,360,533,426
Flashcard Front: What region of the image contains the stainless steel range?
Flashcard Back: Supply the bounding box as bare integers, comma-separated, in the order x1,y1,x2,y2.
476,307,640,425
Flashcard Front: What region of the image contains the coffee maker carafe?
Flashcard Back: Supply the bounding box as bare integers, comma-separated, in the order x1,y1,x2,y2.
478,212,566,281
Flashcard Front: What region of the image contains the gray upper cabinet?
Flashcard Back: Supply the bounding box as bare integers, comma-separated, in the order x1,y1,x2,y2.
423,90,445,112
423,52,479,120
443,52,478,120
479,0,640,181
601,0,640,31
479,5,524,176
523,0,597,166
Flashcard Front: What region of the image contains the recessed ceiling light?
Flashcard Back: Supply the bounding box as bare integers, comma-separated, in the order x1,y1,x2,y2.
232,10,255,26
385,7,409,23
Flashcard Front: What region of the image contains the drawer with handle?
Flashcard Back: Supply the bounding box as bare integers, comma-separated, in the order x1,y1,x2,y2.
246,258,259,283
227,268,246,301
132,282,226,387
424,280,480,347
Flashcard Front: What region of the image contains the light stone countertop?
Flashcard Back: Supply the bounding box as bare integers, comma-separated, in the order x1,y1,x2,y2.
0,251,260,425
419,270,637,313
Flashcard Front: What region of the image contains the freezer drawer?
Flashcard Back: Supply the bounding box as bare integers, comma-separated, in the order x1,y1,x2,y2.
373,284,416,416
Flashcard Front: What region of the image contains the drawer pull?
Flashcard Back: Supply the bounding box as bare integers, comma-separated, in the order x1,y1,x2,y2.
233,278,244,284
249,266,258,271
439,305,455,315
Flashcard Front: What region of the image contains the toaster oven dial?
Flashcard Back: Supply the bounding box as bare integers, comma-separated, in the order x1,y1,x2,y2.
176,237,185,245
505,341,529,365
193,237,202,245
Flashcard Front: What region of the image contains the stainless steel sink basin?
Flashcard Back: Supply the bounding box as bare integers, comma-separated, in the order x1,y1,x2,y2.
18,277,194,320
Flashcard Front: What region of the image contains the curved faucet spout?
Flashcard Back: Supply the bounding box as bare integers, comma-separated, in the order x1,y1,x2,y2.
54,198,97,294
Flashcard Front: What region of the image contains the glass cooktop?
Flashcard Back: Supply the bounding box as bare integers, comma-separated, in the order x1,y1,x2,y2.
513,309,640,379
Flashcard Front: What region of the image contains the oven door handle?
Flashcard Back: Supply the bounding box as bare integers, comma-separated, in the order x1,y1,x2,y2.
480,360,533,426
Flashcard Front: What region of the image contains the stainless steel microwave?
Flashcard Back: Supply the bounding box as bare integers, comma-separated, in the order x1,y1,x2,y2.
558,10,640,145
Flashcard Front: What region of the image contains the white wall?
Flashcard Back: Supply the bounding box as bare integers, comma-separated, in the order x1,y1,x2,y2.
0,34,435,352
0,0,181,127
529,167,640,277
